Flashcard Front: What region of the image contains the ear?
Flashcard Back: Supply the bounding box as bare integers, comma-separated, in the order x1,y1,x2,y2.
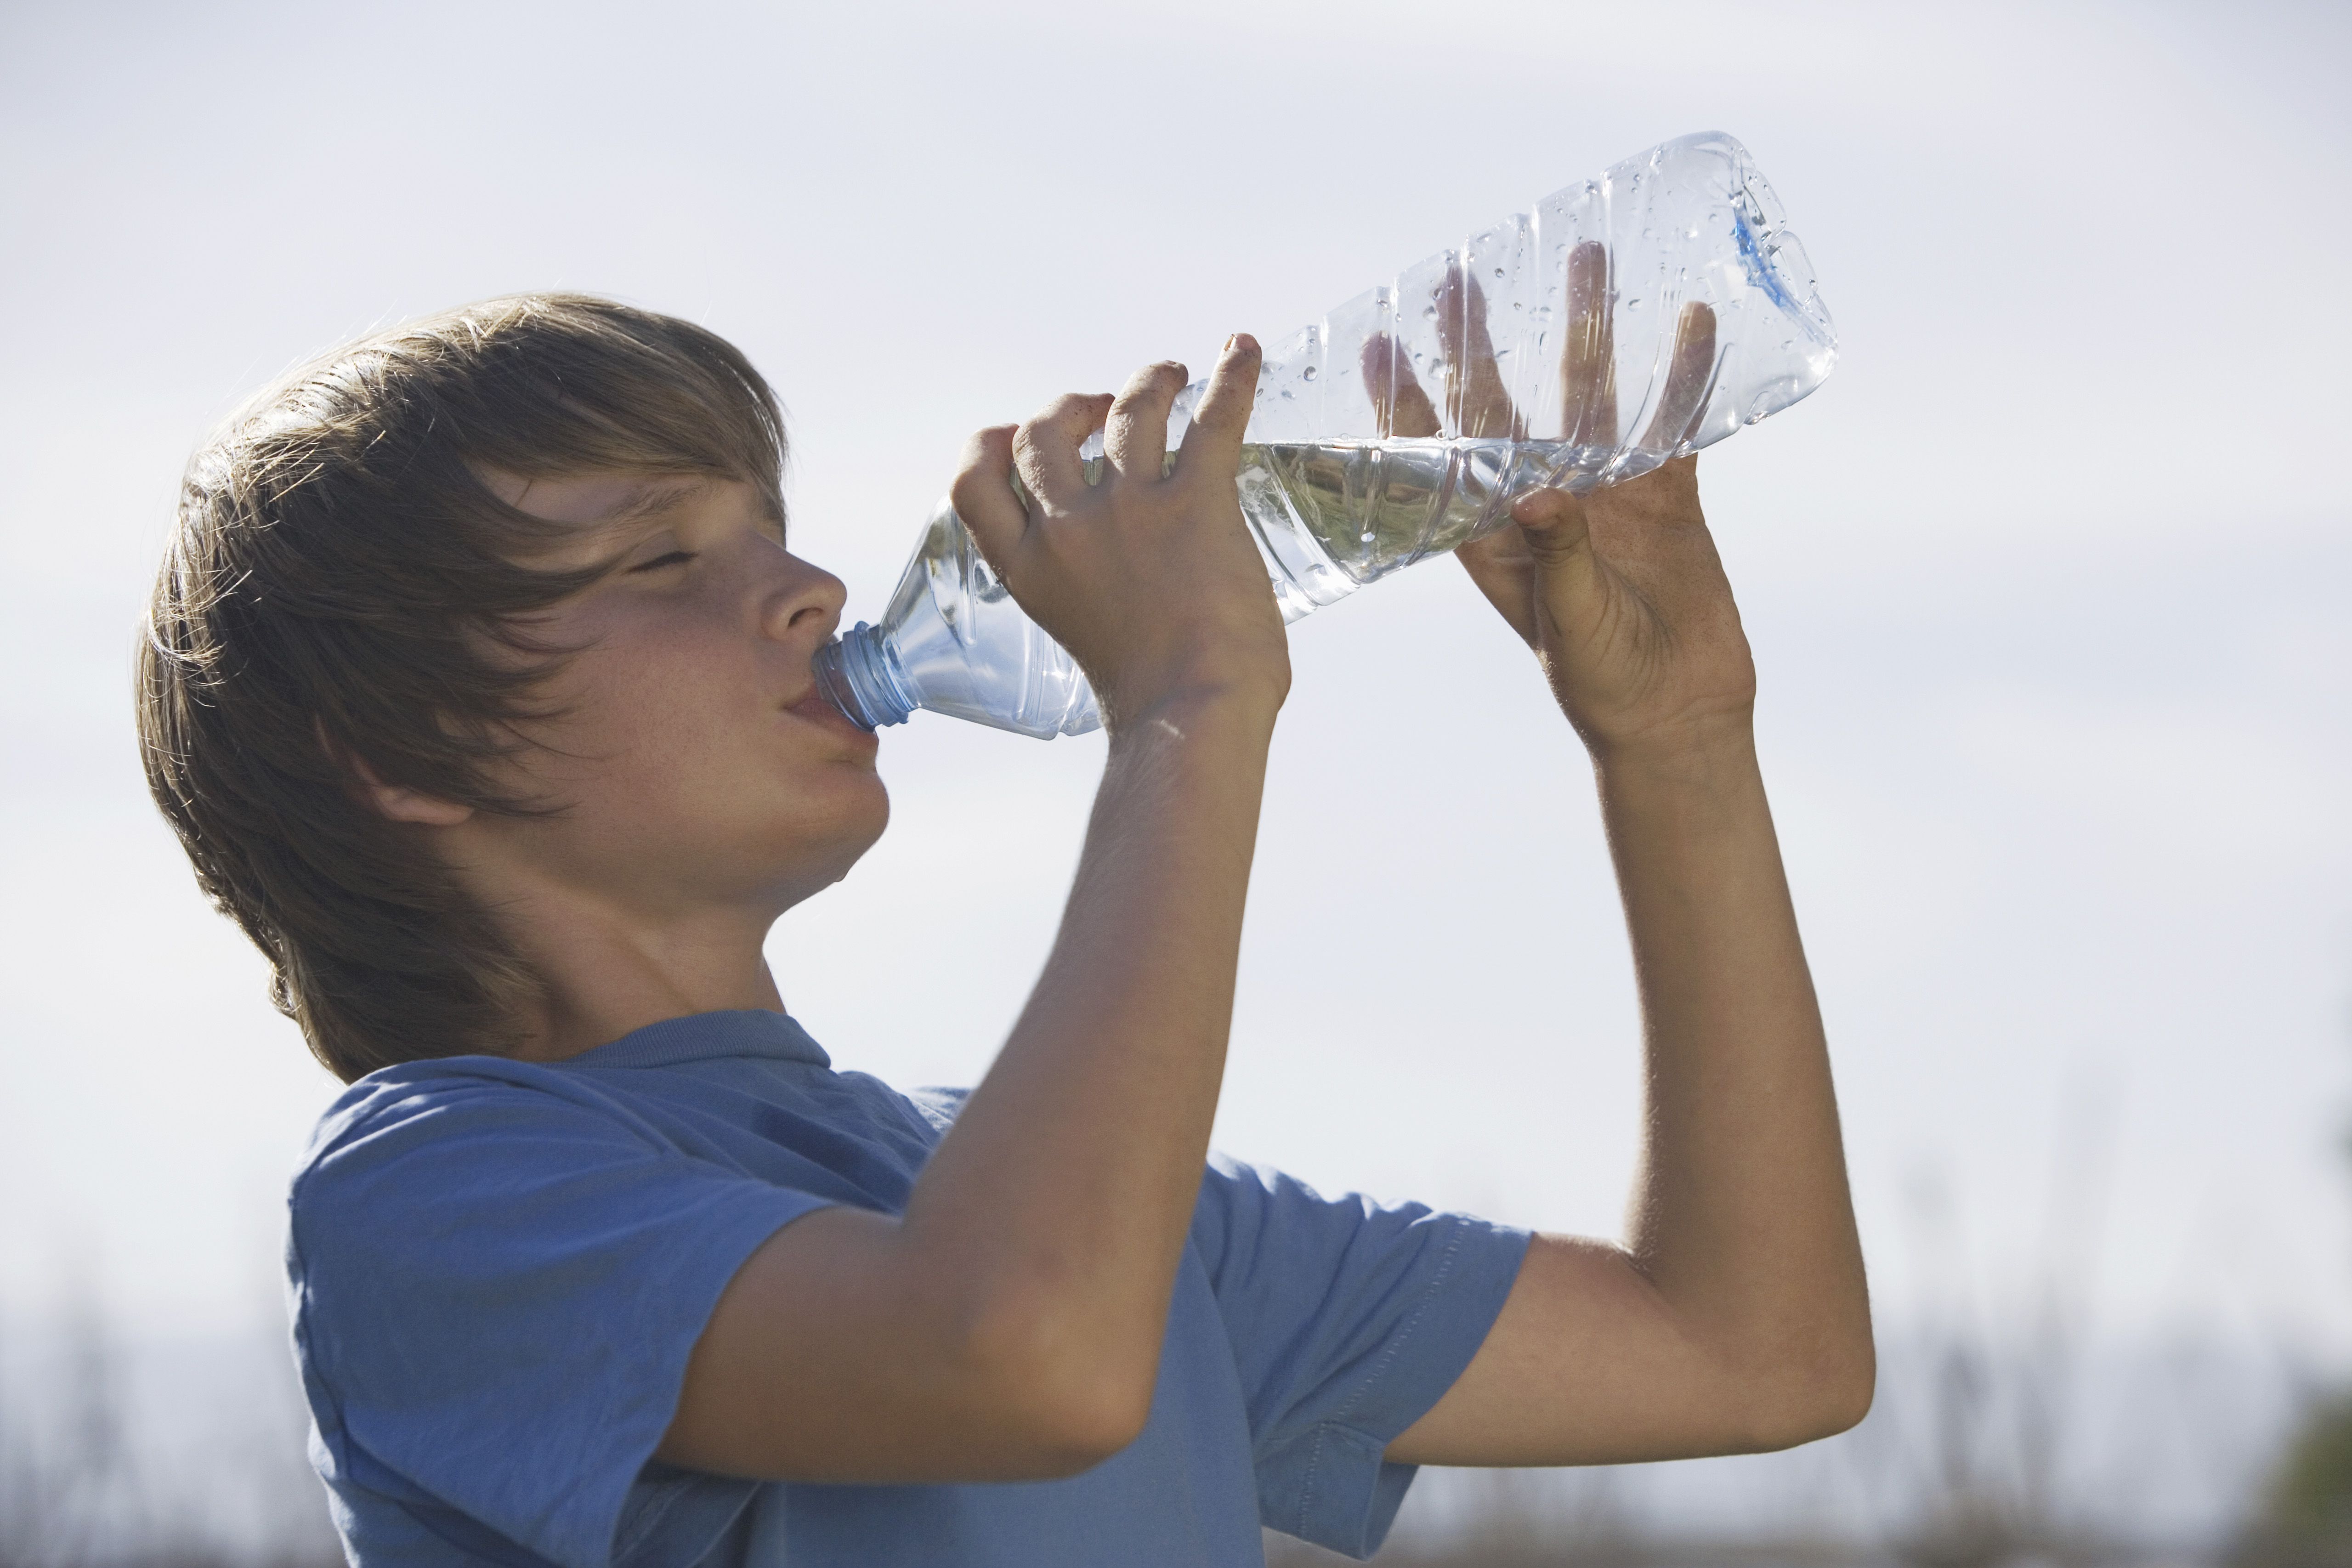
344,746,476,828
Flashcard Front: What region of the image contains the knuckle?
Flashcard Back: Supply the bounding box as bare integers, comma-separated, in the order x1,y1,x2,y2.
1037,393,1104,427
1115,363,1184,404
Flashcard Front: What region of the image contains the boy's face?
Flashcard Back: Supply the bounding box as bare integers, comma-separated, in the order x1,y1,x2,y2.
465,470,886,920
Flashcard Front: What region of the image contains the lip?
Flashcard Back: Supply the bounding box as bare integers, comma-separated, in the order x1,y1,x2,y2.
784,685,881,750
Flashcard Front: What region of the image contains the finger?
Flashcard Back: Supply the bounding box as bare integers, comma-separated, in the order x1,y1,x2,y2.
1175,333,1261,475
949,425,1028,573
1013,392,1112,511
1103,361,1186,480
1434,260,1520,439
1633,302,1718,454
1360,334,1441,439
1559,242,1617,448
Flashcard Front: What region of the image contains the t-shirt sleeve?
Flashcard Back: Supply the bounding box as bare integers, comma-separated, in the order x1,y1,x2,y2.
1192,1155,1531,1560
288,1070,832,1568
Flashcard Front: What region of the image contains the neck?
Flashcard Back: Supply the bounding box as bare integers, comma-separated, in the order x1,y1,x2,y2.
477,878,786,1062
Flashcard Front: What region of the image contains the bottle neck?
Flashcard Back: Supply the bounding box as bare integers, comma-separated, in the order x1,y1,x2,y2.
812,622,917,729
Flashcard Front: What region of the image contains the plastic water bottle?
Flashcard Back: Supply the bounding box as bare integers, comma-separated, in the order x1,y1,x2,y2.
816,130,1836,740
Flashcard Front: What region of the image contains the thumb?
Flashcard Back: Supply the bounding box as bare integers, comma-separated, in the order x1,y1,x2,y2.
1508,488,1606,625
949,424,1029,577
1510,487,1594,567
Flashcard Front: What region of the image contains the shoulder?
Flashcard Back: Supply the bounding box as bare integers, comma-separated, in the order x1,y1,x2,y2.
1190,1154,1385,1262
301,1054,652,1159
1190,1155,1529,1316
289,1056,672,1234
286,1053,831,1358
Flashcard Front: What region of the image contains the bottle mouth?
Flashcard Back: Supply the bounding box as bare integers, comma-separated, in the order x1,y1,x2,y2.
812,623,916,730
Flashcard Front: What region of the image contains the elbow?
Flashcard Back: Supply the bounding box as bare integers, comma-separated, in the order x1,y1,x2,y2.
955,1290,1158,1477
1767,1353,1876,1449
990,1373,1154,1479
1729,1326,1877,1452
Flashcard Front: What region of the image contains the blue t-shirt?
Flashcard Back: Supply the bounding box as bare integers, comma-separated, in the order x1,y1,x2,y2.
287,1010,1530,1567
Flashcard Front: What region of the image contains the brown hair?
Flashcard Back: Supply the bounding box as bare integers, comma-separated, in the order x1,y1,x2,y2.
136,294,787,1082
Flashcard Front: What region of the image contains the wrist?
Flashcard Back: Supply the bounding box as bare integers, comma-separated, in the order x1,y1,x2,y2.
1586,711,1759,791
1104,683,1282,749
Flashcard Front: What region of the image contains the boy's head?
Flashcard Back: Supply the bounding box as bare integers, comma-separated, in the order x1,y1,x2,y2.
139,294,885,1083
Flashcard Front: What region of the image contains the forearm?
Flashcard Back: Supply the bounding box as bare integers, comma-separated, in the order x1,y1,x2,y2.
898,695,1273,1420
1602,726,1870,1408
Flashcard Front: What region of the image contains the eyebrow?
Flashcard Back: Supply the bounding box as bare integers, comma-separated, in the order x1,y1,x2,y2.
542,478,721,582
595,477,712,527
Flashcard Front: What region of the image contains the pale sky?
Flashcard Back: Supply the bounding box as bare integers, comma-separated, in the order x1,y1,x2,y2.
3,0,2348,1377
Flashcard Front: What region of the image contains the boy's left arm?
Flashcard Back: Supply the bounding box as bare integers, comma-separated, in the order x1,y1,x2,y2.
1383,669,1873,1464
1373,283,1872,1467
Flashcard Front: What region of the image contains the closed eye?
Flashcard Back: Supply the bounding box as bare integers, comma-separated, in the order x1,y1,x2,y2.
629,550,697,573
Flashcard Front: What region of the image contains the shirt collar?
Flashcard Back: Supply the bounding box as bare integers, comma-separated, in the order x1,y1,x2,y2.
564,1009,832,1071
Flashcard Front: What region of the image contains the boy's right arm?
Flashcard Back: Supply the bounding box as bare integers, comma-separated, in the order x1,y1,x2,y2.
655,336,1290,1484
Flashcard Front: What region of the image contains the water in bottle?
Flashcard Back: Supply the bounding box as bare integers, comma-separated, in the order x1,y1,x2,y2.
815,130,1836,740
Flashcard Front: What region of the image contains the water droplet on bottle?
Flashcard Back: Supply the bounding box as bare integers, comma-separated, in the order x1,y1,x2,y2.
1301,365,1318,381
1493,267,1505,279
1626,297,1644,311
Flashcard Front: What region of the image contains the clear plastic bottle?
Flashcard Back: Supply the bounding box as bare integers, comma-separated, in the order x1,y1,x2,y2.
816,130,1835,740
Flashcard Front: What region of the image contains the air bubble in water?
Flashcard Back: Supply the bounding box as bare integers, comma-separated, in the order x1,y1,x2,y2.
1626,296,1645,311
1302,365,1318,381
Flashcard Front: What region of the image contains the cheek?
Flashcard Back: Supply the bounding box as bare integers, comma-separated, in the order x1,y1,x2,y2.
533,631,839,825
521,625,746,796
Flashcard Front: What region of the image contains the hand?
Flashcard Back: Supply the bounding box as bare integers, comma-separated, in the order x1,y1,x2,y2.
1363,245,1752,759
950,337,1289,735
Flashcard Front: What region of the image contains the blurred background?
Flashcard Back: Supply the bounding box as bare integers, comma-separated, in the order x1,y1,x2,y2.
2,0,2348,1561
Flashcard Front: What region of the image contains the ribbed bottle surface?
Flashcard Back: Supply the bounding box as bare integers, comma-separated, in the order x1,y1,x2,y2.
822,130,1834,741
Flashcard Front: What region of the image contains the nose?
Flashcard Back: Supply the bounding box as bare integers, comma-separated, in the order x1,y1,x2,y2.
762,551,848,648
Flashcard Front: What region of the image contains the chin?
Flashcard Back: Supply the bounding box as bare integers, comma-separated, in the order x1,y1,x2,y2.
832,787,891,881
779,775,891,898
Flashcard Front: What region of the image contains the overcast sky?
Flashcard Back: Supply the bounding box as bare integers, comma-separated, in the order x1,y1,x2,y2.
3,0,2348,1366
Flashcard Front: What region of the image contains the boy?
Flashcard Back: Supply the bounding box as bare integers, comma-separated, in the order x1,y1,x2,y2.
137,292,1870,1566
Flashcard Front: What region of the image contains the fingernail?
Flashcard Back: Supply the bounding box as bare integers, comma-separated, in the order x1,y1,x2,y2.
1224,334,1238,352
